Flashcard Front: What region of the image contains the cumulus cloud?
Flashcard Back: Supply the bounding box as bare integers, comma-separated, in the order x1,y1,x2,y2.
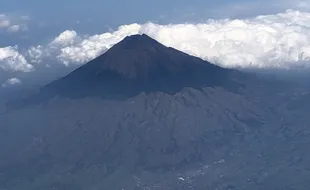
0,46,34,72
56,25,140,65
4,9,310,88
2,77,21,87
28,10,309,69
0,9,301,72
26,45,47,64
51,30,79,47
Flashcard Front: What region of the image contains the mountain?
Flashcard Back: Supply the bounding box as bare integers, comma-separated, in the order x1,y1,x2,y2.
36,34,246,101
1,34,310,190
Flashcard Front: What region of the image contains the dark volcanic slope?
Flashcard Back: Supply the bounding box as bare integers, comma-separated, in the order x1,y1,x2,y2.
1,35,310,190
39,34,244,100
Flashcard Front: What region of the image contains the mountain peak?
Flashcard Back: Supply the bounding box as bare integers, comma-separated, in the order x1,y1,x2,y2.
97,34,171,77
35,34,242,100
112,34,159,51
120,34,158,47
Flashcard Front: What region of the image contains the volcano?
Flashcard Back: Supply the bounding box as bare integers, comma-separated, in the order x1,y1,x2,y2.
1,34,310,190
38,34,246,100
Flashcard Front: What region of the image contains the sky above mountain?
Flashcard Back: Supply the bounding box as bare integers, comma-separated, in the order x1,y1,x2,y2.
1,0,310,87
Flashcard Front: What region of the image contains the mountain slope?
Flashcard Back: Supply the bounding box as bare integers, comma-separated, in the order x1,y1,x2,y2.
37,34,246,100
1,34,310,190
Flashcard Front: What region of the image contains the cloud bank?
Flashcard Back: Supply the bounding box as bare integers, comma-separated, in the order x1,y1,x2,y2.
24,10,310,70
2,9,310,84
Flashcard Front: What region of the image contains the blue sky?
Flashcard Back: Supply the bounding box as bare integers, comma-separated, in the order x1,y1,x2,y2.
0,0,292,24
1,0,254,20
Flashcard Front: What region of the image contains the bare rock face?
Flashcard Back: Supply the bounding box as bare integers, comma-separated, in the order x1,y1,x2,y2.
1,35,310,190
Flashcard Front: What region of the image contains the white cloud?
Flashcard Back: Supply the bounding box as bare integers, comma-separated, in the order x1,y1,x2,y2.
10,9,308,71
34,10,309,69
57,24,141,65
0,46,34,72
51,30,79,47
2,77,21,87
26,45,46,64
25,30,81,66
